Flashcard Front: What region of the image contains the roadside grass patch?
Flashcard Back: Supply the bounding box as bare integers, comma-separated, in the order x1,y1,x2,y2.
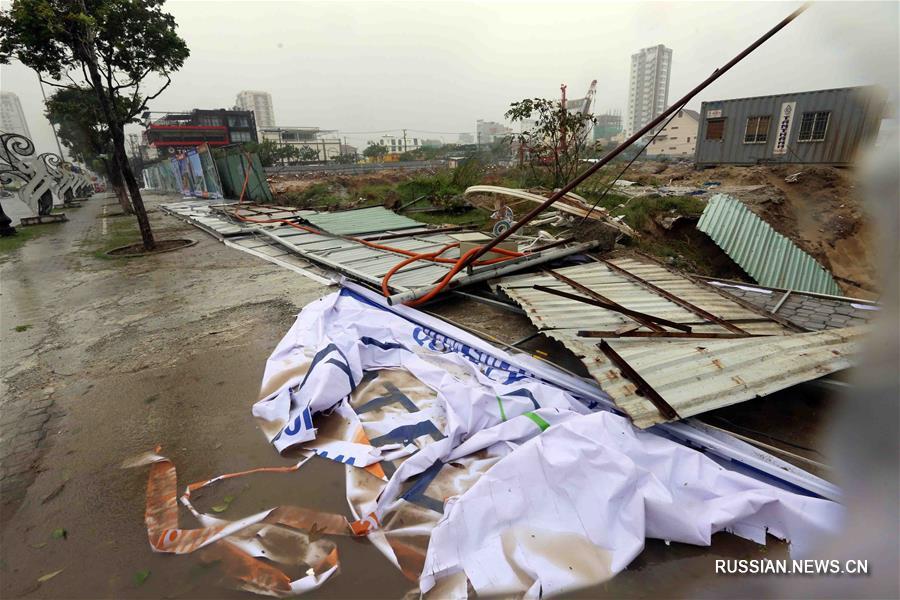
80,216,140,260
14,324,33,332
0,223,62,256
576,191,705,229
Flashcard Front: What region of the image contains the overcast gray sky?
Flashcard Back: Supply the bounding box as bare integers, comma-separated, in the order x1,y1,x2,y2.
1,1,898,155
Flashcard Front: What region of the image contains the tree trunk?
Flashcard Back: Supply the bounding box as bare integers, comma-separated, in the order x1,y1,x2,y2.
81,46,155,250
112,127,155,250
105,156,132,215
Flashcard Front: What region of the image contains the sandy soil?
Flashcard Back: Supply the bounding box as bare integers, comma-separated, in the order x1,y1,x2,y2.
629,162,878,297
268,169,425,196
0,193,834,599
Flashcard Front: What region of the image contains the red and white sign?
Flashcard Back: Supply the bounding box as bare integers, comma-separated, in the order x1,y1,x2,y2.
773,101,796,155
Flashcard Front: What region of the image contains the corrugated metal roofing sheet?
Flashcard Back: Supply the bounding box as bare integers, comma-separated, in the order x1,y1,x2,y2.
262,225,596,297
159,199,246,238
697,194,843,296
261,226,457,292
596,327,862,427
302,206,422,235
496,257,862,428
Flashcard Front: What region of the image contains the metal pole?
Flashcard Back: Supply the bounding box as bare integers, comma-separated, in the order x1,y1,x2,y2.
452,4,809,275
386,241,598,305
35,72,66,159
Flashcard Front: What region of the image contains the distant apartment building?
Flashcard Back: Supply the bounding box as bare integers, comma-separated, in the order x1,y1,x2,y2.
458,132,474,145
0,91,31,138
379,134,422,154
143,108,257,157
476,120,512,145
646,109,699,157
626,45,672,137
235,91,275,128
260,126,340,161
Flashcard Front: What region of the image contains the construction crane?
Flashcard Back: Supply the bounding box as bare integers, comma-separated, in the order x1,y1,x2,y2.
581,79,597,117
560,80,597,153
560,84,568,153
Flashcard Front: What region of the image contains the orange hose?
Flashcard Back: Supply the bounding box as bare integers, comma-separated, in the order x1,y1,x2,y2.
237,152,253,204
226,204,524,305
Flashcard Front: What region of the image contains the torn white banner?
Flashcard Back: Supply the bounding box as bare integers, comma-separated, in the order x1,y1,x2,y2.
252,289,843,597
420,410,842,597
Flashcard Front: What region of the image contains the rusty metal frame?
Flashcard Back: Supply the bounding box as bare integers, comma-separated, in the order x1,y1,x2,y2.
543,268,666,332
633,252,810,333
577,330,773,339
597,340,680,421
533,284,692,332
693,277,807,332
596,257,751,335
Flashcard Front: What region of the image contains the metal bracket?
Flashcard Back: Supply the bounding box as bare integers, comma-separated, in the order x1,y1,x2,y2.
597,340,680,421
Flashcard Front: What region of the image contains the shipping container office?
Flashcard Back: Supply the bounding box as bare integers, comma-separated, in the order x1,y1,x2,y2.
694,86,885,167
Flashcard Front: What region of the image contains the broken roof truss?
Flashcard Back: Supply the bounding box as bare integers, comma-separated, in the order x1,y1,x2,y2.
495,256,864,428
161,199,596,303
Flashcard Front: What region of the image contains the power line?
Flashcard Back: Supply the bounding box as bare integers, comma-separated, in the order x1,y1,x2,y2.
577,102,686,225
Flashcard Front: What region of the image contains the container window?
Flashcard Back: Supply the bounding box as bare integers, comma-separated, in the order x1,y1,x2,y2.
705,118,726,140
798,111,830,142
743,116,771,144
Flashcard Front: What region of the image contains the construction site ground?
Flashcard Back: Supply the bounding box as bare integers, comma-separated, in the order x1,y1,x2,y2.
266,162,878,299
0,192,847,598
620,161,877,297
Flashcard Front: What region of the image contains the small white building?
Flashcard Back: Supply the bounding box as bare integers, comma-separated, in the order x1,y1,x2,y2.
476,120,512,145
379,135,422,154
259,126,341,162
646,109,700,158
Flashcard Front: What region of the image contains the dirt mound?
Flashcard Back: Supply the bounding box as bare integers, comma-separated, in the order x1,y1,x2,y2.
627,162,877,297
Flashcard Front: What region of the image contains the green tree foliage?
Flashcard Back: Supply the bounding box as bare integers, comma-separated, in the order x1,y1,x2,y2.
44,87,109,163
43,86,132,212
296,146,319,162
331,152,358,165
505,98,596,188
0,0,190,250
362,142,388,161
243,140,303,167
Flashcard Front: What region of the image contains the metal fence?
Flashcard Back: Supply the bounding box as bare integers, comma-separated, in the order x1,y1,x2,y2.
215,148,273,203
264,160,445,176
142,146,273,203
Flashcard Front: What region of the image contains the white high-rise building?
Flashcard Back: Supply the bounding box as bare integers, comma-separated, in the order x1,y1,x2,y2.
626,45,672,137
235,90,275,128
0,91,31,138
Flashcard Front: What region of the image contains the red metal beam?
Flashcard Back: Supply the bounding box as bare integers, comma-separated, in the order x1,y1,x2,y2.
147,125,227,130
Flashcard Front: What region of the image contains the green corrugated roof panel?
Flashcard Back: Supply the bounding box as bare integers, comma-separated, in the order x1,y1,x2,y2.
303,206,422,236
697,194,842,296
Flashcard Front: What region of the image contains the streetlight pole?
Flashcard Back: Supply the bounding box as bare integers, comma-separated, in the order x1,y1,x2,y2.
35,72,66,159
